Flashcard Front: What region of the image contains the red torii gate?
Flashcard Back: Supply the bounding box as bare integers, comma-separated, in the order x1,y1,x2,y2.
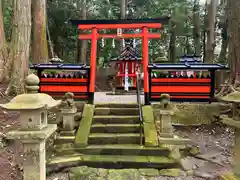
71,18,169,104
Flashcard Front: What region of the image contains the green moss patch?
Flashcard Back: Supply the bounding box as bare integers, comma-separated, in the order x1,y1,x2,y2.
107,169,140,180
93,115,139,124
88,133,140,144
69,166,108,180
142,106,154,123
95,107,139,116
48,154,178,169
143,122,158,147
158,168,181,177
139,169,159,176
91,124,140,133
142,106,158,147
153,103,230,125
75,104,95,148
76,144,170,156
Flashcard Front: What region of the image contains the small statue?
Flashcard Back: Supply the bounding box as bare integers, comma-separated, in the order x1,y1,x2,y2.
106,63,118,94
160,94,171,109
59,92,75,108
159,93,179,112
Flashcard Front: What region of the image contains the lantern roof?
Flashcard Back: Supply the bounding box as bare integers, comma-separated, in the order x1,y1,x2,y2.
110,44,142,62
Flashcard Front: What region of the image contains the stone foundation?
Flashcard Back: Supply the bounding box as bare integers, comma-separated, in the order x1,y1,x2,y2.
153,103,230,125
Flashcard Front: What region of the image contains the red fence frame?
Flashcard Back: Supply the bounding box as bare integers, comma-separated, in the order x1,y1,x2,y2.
30,64,90,101
148,63,228,103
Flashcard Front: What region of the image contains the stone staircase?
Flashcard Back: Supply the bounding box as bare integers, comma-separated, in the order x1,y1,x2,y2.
89,103,141,145
48,103,179,170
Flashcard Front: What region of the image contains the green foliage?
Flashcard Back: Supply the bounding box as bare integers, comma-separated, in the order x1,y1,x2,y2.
3,0,13,41
1,0,218,64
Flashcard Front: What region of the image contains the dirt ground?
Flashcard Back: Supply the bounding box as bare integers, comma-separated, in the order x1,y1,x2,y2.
0,83,235,180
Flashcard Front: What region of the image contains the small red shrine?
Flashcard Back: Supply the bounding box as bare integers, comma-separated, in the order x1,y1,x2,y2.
110,43,141,90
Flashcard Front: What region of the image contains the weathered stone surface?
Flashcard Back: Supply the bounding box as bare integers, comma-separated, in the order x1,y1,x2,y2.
90,124,140,133
92,115,139,124
158,168,181,177
1,74,59,180
94,107,139,116
75,104,95,147
6,124,57,141
88,133,140,144
158,136,191,145
95,103,138,108
180,157,205,171
139,169,159,177
143,123,158,147
69,166,108,180
75,144,170,156
142,106,155,123
107,169,140,180
142,106,158,147
153,103,230,125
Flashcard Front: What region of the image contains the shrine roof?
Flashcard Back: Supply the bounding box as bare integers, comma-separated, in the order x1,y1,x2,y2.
70,17,170,25
179,54,202,63
110,45,142,62
148,63,228,70
30,63,90,70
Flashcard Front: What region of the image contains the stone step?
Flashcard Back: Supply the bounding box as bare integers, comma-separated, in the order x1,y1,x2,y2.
92,115,140,124
76,145,170,156
47,154,179,170
88,133,141,145
94,107,139,116
55,136,75,144
90,124,141,133
95,103,138,108
54,144,170,157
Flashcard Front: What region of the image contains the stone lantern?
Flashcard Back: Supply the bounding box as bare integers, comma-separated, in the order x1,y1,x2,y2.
158,94,175,138
0,74,61,180
219,91,240,178
220,91,240,120
156,94,191,146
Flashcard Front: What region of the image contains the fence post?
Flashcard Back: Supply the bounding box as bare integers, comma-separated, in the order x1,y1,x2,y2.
0,74,60,180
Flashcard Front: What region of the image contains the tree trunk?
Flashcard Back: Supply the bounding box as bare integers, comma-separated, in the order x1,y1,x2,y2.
32,0,48,64
5,0,31,95
193,0,201,56
169,12,176,63
169,30,176,63
205,0,218,63
0,0,7,82
202,1,208,62
77,0,88,64
120,0,126,51
227,0,240,84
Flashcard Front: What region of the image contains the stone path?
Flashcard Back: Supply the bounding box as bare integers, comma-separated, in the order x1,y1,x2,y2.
47,167,205,180
94,92,144,104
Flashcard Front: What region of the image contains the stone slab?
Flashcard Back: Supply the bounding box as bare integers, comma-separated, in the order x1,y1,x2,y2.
59,130,76,136
6,124,57,142
158,136,192,145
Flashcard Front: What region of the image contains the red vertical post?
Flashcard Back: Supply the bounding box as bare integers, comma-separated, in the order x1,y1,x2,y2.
133,62,136,87
89,28,98,104
142,27,150,104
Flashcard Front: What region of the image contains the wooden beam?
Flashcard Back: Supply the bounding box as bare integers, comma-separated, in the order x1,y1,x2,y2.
78,23,162,30
79,33,161,40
